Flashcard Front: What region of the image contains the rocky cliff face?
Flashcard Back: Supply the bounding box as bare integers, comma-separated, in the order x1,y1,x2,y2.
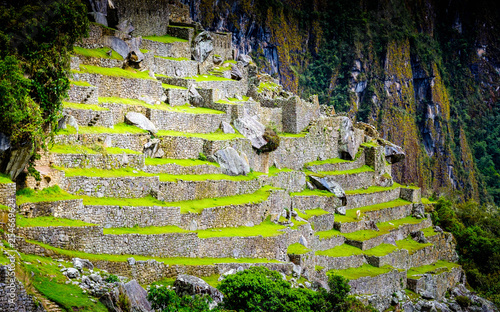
180,0,500,203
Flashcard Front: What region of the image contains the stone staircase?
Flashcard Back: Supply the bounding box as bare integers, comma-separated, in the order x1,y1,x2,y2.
12,21,461,311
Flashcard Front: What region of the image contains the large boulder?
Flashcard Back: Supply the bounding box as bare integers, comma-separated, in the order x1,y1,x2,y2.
127,37,144,64
309,176,347,205
338,116,359,160
104,36,130,60
233,115,267,149
213,147,250,176
188,85,203,106
143,139,164,158
238,54,252,67
174,274,223,306
73,258,94,271
125,112,157,134
231,64,243,80
123,280,152,312
379,139,405,164
191,31,213,63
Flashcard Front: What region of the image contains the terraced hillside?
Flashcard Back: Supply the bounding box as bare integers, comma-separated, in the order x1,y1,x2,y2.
1,20,467,312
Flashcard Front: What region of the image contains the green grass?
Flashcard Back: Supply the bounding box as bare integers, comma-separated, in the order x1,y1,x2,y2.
20,253,108,312
363,244,398,257
328,264,393,280
421,227,439,237
305,158,351,166
334,199,412,223
421,198,437,204
315,244,364,257
103,217,286,238
57,123,148,135
99,97,148,105
49,144,140,155
162,83,188,90
143,34,188,43
155,55,190,61
267,166,294,176
63,101,109,111
70,80,92,87
290,217,308,230
0,205,10,211
310,165,374,177
407,260,460,278
295,208,329,220
76,65,155,80
396,237,432,255
16,186,79,205
145,158,219,167
185,75,233,82
157,172,262,183
345,183,401,195
157,130,244,140
16,215,96,227
360,141,378,148
158,103,224,115
278,132,308,138
72,46,123,60
196,219,286,238
257,81,280,93
215,96,251,104
290,189,336,197
29,240,283,264
223,60,237,65
287,243,312,255
0,173,12,183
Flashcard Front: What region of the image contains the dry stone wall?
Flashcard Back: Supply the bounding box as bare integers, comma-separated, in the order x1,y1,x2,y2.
141,39,190,59
63,107,114,128
0,182,15,209
148,109,226,133
61,175,159,198
47,152,144,170
54,133,150,152
68,84,98,104
157,179,261,201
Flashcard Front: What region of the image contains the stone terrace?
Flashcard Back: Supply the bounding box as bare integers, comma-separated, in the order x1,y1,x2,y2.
8,21,462,312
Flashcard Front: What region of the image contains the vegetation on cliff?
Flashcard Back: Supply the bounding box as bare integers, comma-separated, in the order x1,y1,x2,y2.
0,0,88,171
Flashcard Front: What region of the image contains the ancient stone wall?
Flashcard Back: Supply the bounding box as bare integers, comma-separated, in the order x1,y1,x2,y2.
0,266,45,312
112,0,170,36
0,182,15,209
154,57,198,77
212,32,233,61
63,107,114,128
157,179,261,201
67,84,99,104
164,88,189,106
54,133,150,152
148,109,226,133
349,269,407,296
47,152,144,170
167,26,195,42
141,39,191,59
61,176,159,198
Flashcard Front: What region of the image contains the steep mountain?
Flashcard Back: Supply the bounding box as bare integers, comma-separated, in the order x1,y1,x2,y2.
180,0,500,204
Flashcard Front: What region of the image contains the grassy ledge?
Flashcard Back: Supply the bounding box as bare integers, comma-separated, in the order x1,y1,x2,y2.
27,240,282,264
72,46,123,60
162,83,188,90
295,208,329,220
287,243,312,255
103,218,287,238
290,189,336,197
16,186,79,205
56,123,148,135
407,260,460,278
328,264,394,280
70,80,93,87
0,173,12,183
345,183,401,195
334,198,412,223
155,55,190,61
76,65,155,80
143,35,188,43
63,101,109,111
17,215,96,227
310,165,374,177
315,244,364,257
185,75,233,82
50,144,141,155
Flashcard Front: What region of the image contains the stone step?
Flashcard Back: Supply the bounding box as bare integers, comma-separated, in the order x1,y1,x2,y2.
334,199,413,233
162,84,188,106
308,166,376,191
62,104,114,128
68,83,98,104
345,185,403,209
74,66,164,102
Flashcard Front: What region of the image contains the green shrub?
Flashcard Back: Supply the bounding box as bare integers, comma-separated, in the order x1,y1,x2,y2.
105,274,119,283
455,295,471,308
257,127,281,153
147,286,215,312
